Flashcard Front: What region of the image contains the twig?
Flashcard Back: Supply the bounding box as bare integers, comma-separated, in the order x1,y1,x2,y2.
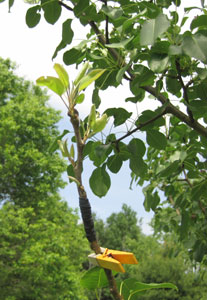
58,1,73,12
103,0,109,44
113,108,167,144
182,167,193,188
169,195,180,216
175,59,194,123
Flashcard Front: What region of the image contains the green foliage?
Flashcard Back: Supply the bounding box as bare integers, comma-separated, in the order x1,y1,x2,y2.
94,208,207,300
80,267,113,290
0,58,66,206
0,57,88,299
6,0,207,279
94,204,141,250
119,279,177,300
0,200,88,300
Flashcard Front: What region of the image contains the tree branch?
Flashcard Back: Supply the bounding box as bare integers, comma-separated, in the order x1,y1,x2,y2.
141,85,207,138
113,107,167,144
68,109,123,300
59,1,73,12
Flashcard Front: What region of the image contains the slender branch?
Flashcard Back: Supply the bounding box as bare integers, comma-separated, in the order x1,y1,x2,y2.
175,60,194,123
169,195,180,216
59,1,73,11
103,0,109,44
113,108,167,144
68,109,123,300
182,167,193,188
186,77,196,88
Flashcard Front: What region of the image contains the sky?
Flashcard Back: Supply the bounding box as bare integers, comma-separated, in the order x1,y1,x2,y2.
0,0,199,234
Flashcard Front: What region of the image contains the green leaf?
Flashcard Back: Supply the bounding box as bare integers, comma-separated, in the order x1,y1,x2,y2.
9,0,14,11
95,144,112,159
125,90,145,103
136,110,165,130
75,93,85,104
151,41,170,54
120,278,178,299
80,267,110,290
62,19,74,45
63,48,85,65
106,36,134,49
191,180,207,201
131,65,155,89
148,54,169,72
168,45,183,55
74,0,89,17
128,138,146,158
129,156,147,177
139,1,161,18
156,161,180,178
104,108,132,126
107,155,123,173
88,142,109,167
166,71,181,95
53,63,69,89
70,144,75,159
83,141,94,158
57,139,70,158
92,88,101,108
26,6,41,28
191,15,207,31
67,164,75,183
101,5,123,19
116,65,129,84
48,129,70,153
182,34,207,63
41,0,61,25
52,40,67,60
146,130,167,150
91,114,108,134
88,104,96,128
143,190,160,212
74,62,89,86
140,13,170,45
79,69,106,91
36,76,65,96
89,166,111,197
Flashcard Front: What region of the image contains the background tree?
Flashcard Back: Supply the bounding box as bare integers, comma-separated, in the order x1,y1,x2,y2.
0,201,89,300
95,204,141,250
0,57,65,207
0,57,89,300
94,207,207,300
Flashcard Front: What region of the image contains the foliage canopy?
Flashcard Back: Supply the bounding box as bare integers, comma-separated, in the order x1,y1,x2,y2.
14,0,207,263
2,0,207,298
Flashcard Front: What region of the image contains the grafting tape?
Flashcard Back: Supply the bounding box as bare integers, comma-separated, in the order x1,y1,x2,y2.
79,197,96,242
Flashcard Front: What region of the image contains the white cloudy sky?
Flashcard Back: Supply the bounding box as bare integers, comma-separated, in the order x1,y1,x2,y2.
0,0,199,234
